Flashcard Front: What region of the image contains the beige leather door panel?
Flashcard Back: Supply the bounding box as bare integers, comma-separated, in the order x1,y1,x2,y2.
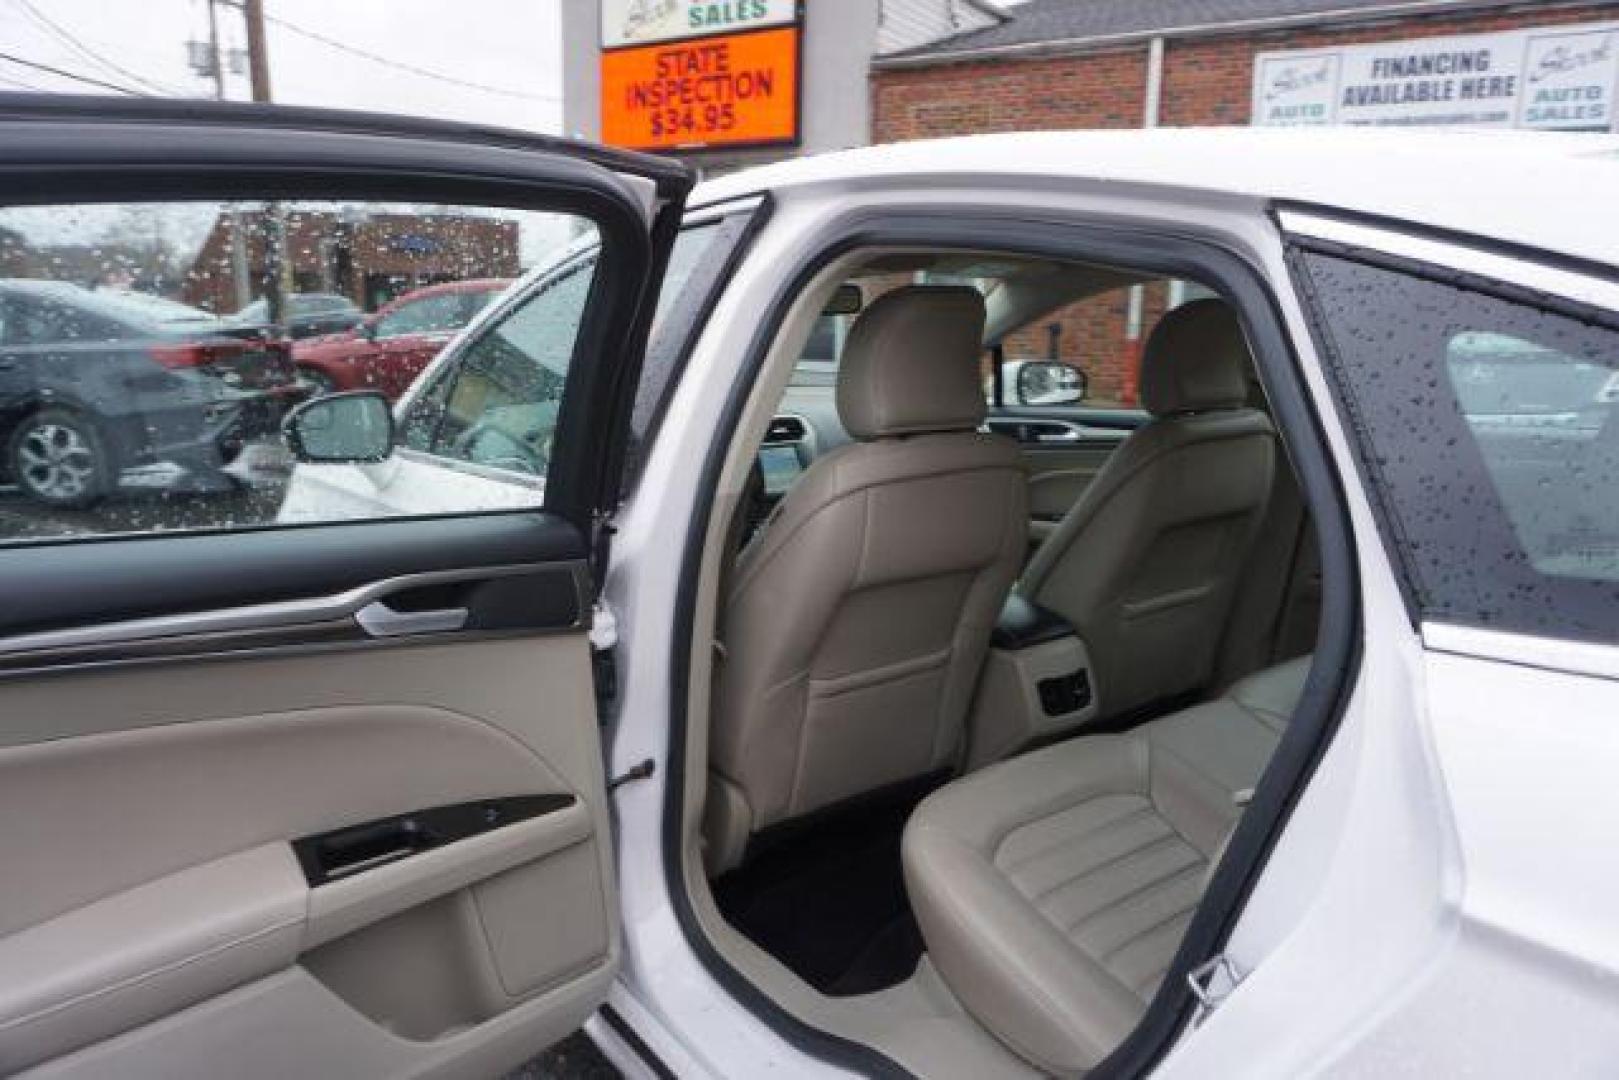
0,633,616,1079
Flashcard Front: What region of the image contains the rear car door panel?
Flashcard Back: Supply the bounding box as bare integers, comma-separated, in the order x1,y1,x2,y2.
0,98,689,1078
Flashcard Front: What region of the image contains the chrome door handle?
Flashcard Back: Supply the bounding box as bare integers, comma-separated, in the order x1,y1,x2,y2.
353,601,468,638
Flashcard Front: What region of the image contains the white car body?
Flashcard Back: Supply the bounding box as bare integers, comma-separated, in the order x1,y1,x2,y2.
585,128,1619,1078
232,125,1619,1077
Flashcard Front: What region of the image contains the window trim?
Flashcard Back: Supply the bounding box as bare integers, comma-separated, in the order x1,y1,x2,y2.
0,112,673,536
622,195,771,495
1280,207,1619,324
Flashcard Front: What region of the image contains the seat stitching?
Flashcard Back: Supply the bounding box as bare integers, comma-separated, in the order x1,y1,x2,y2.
1059,858,1203,937
997,801,1158,874
1020,827,1181,906
983,741,1151,855
807,646,950,699
923,836,1127,1070
1097,901,1200,965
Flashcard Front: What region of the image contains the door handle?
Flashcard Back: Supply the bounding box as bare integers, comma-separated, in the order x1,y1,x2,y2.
353,600,468,638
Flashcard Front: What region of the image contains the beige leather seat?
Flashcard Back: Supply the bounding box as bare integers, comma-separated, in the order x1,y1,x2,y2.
903,656,1311,1076
708,286,1026,870
1021,299,1275,721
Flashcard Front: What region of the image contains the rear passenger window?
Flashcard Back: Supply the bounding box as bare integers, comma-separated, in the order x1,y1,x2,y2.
1298,250,1619,641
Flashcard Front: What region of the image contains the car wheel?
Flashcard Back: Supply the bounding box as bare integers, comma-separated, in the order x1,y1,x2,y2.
7,408,113,509
299,367,339,397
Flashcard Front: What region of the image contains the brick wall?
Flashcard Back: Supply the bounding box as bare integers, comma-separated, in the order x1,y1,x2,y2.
873,1,1619,403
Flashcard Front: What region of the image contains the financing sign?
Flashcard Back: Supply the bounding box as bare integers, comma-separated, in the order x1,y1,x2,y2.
1253,21,1619,131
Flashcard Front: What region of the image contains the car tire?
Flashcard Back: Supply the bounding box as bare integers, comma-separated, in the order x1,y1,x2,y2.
7,407,113,509
298,367,339,397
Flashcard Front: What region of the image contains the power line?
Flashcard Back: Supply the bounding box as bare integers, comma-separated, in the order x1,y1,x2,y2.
8,0,185,96
0,70,46,91
261,11,559,102
0,50,145,95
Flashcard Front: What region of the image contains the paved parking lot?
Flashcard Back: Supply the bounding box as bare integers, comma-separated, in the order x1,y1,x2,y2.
0,447,622,1080
0,442,290,544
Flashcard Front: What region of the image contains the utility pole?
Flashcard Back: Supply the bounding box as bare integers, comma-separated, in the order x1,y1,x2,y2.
205,0,227,100
208,0,252,311
243,0,272,103
239,0,291,325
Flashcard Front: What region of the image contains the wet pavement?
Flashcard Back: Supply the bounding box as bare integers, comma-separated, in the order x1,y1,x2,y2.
0,441,291,543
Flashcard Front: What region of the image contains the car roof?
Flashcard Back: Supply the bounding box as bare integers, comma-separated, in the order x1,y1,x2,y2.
400,278,512,297
0,278,151,325
689,127,1619,269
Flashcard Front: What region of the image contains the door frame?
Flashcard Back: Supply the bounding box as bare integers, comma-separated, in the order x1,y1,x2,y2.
655,204,1363,1077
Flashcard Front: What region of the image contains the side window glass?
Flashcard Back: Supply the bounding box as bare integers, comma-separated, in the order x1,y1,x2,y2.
0,198,596,536
1300,249,1619,640
6,291,128,345
418,265,596,478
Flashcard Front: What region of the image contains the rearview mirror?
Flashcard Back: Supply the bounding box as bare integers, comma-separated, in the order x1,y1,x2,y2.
822,283,863,317
283,390,394,463
1015,361,1086,406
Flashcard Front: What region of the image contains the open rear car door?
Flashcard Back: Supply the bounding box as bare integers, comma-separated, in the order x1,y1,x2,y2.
0,96,688,1079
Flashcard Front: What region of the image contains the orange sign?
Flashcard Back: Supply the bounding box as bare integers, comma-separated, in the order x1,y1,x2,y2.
601,26,799,152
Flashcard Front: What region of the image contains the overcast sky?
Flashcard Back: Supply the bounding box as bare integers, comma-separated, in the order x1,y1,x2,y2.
0,0,564,133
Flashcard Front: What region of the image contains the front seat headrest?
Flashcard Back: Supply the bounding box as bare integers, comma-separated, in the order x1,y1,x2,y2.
1138,298,1251,417
836,285,987,440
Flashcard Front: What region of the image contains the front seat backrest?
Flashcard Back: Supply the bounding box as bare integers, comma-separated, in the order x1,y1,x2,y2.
710,286,1026,865
1020,299,1274,721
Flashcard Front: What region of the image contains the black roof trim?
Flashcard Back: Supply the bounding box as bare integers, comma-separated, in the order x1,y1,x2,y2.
0,92,693,198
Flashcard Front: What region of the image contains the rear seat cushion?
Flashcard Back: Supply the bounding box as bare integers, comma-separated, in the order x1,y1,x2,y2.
902,657,1310,1076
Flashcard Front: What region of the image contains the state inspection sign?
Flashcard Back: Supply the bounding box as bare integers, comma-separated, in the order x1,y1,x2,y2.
601,25,801,153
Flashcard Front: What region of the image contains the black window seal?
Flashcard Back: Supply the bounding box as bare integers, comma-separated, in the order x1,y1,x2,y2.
0,91,691,201
622,194,775,497
662,206,1362,1079
1275,199,1619,295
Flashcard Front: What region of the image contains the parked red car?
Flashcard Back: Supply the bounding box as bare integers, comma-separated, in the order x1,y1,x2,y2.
291,279,510,400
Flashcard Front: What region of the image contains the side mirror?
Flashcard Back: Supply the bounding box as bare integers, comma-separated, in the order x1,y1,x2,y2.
1015,361,1086,406
283,390,394,463
359,319,378,341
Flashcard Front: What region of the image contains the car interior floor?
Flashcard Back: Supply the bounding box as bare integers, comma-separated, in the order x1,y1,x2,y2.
710,774,945,996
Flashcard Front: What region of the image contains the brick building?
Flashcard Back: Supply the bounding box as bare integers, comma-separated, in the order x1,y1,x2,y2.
872,0,1619,403
184,210,521,316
